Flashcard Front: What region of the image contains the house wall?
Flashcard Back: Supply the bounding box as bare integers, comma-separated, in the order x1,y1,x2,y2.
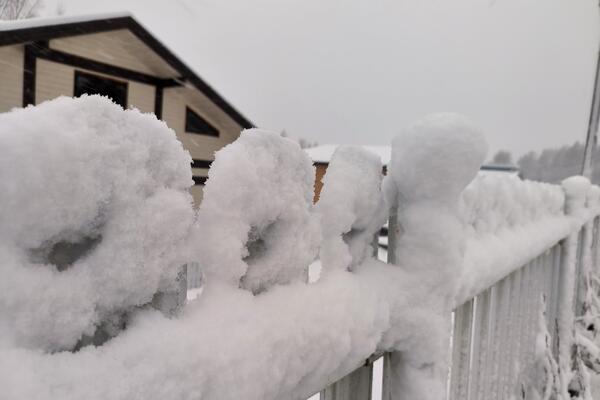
162,87,242,160
313,163,328,203
50,30,177,78
0,45,24,113
162,87,244,203
35,59,156,113
1,30,247,207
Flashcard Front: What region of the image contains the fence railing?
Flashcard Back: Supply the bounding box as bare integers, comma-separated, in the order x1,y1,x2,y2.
313,175,600,400
6,99,600,400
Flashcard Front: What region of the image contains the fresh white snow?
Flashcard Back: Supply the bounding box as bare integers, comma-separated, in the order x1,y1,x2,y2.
2,98,600,400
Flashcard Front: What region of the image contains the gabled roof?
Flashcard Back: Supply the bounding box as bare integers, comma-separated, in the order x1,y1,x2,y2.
0,13,253,128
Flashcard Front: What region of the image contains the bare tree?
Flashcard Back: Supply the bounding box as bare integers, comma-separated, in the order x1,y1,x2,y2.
0,0,41,20
491,150,513,165
281,129,318,149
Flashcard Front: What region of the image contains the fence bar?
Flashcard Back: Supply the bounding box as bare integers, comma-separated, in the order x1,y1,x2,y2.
320,363,373,400
449,299,474,400
468,289,491,400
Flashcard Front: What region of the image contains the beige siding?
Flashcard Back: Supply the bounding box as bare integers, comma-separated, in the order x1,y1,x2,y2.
162,86,243,162
0,45,24,112
36,59,75,103
192,168,210,176
50,30,178,78
190,185,204,205
128,81,155,114
162,87,244,206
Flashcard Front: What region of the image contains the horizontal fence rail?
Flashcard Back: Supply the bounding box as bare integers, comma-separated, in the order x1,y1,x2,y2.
7,100,600,400
314,177,600,400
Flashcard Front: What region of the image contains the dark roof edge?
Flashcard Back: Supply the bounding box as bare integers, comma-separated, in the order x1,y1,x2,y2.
0,15,254,129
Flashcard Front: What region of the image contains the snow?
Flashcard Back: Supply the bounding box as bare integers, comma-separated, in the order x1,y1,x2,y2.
0,96,195,351
381,113,488,399
316,145,387,272
3,99,600,399
0,11,132,31
191,129,320,293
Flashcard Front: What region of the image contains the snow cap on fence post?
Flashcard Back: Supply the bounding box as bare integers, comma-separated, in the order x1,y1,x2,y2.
382,113,487,400
388,113,488,207
316,145,387,272
193,129,320,294
562,176,591,215
586,184,600,210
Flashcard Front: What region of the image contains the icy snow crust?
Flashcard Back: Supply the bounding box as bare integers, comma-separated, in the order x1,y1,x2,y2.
0,96,194,351
3,100,598,400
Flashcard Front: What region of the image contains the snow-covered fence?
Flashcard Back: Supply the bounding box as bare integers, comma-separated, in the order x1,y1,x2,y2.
3,97,600,400
443,176,600,400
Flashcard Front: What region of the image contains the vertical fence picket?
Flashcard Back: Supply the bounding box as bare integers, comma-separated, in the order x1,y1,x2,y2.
467,289,491,400
482,284,500,399
550,244,562,356
495,277,512,400
320,364,373,400
504,269,521,398
519,260,536,386
449,299,474,400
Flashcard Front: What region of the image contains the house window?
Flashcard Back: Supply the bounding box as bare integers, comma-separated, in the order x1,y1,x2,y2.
74,71,127,108
185,107,219,137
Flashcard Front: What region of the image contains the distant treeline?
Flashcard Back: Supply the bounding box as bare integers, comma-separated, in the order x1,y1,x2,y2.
490,143,600,184
517,142,593,183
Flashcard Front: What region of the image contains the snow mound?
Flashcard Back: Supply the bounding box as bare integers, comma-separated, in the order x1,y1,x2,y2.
388,113,488,204
316,146,387,272
0,96,194,351
460,174,565,237
193,129,320,293
562,175,591,214
381,113,488,399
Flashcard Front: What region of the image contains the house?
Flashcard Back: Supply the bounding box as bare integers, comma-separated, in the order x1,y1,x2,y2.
0,13,253,204
305,145,519,201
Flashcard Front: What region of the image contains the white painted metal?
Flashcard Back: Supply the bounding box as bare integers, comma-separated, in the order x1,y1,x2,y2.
320,363,373,400
309,179,600,400
468,289,491,400
449,299,473,400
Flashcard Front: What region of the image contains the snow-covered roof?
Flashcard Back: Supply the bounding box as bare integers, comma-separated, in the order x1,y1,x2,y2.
304,145,391,165
0,12,132,31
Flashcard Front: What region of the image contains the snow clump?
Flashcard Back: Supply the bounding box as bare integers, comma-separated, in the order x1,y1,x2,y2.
0,96,195,351
316,146,387,272
460,174,565,238
193,129,320,293
382,113,488,399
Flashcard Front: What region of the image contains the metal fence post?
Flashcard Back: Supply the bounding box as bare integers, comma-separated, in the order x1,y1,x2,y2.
556,177,590,397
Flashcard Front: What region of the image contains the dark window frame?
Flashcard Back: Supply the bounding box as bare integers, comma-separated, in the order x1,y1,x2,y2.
73,70,128,108
185,106,219,137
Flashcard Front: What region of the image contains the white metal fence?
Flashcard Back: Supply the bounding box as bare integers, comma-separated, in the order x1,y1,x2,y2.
310,179,600,400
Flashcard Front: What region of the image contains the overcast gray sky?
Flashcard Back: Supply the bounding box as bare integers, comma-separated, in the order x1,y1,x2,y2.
41,0,600,157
